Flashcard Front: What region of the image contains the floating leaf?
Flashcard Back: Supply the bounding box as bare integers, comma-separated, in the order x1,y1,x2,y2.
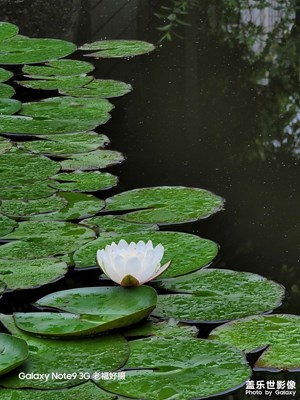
0,83,15,98
153,269,285,323
209,314,300,371
23,59,94,77
0,258,68,290
49,171,118,192
0,382,115,400
0,214,18,237
60,79,132,98
0,182,56,200
17,75,93,91
81,215,158,236
0,315,129,389
0,99,22,115
29,192,105,221
0,137,12,153
19,132,109,156
0,37,76,65
0,68,13,83
59,149,124,171
105,186,224,224
74,232,218,276
0,22,19,41
0,333,28,376
99,337,251,400
80,40,155,58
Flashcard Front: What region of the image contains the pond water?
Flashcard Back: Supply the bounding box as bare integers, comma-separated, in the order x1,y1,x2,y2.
0,1,299,399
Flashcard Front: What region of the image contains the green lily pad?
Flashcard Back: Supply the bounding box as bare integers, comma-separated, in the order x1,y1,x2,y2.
59,149,124,171
99,337,251,400
60,79,132,98
0,137,12,153
0,214,18,237
29,192,105,221
0,22,19,41
23,59,94,77
81,215,158,236
105,186,224,224
19,132,109,156
15,286,157,337
0,382,115,400
74,232,218,277
0,99,22,115
209,314,300,371
49,171,118,192
0,68,13,83
0,333,28,376
152,269,285,323
0,258,68,290
17,75,93,91
0,83,15,98
0,315,129,389
0,151,60,187
80,40,155,58
0,195,67,218
0,37,76,65
0,182,56,200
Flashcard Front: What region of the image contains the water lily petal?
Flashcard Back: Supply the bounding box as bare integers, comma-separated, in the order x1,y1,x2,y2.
146,260,172,282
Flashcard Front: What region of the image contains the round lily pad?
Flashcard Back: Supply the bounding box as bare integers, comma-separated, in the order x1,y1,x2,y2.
0,83,15,98
99,337,251,400
0,37,76,65
0,214,18,237
0,333,28,376
0,182,56,201
0,151,60,186
152,269,285,323
0,137,12,154
209,314,300,371
49,171,118,192
0,258,68,290
80,39,155,58
0,315,129,389
0,68,13,83
74,232,218,277
105,186,224,224
0,99,22,115
23,59,94,77
60,79,132,98
0,22,19,41
59,149,124,171
19,132,109,156
17,75,93,90
14,286,157,337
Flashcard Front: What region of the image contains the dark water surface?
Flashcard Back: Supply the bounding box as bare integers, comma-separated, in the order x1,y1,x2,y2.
0,1,299,399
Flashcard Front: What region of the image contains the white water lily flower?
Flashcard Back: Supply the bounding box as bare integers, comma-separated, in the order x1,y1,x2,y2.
96,239,171,287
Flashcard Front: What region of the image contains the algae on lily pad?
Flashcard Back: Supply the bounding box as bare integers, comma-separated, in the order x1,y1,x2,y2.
0,333,28,376
209,314,300,371
105,186,224,224
49,171,118,192
80,39,155,58
0,315,129,389
99,337,251,400
153,269,285,323
0,83,15,98
0,258,68,290
23,59,94,77
59,149,124,171
74,231,218,276
0,99,22,115
60,79,132,98
0,68,13,83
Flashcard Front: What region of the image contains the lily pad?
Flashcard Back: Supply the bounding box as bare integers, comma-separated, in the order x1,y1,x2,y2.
0,137,12,153
22,59,94,77
29,191,105,221
60,79,132,98
59,149,124,171
0,68,13,83
15,286,157,337
80,40,155,58
0,258,68,290
19,132,109,156
0,99,22,115
0,182,56,201
0,22,19,41
0,315,129,389
49,171,118,192
105,186,224,224
99,337,251,400
0,83,15,98
152,269,285,323
0,37,76,65
81,215,158,236
17,75,93,91
0,382,115,400
74,232,218,277
0,333,28,376
0,214,17,236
